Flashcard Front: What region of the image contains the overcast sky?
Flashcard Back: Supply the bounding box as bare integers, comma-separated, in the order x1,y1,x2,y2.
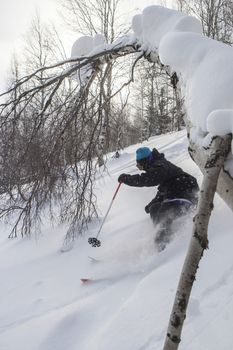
0,0,173,88
0,0,58,84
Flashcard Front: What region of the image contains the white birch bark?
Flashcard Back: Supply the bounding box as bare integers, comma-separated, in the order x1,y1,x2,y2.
163,134,232,350
175,80,233,211
188,138,233,210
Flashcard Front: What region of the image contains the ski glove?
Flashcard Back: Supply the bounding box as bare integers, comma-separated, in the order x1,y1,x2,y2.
145,204,150,214
118,173,130,184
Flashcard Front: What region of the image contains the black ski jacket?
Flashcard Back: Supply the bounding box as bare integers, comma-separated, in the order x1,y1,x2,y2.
122,149,199,204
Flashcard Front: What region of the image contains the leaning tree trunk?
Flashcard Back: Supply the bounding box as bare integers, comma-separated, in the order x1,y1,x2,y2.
188,137,233,211
163,134,231,350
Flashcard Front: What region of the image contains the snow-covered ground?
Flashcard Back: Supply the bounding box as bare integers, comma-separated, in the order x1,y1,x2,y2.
0,130,232,350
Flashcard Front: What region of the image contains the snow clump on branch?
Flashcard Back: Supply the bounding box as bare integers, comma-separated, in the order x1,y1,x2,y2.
71,34,106,85
71,34,106,58
131,5,233,140
131,6,202,54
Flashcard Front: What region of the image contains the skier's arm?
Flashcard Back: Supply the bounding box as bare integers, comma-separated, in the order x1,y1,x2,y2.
118,165,168,187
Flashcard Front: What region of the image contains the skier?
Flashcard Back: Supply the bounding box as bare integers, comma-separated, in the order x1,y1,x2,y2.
118,147,199,250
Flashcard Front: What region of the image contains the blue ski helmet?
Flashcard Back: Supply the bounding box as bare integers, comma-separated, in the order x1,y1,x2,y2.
136,147,152,162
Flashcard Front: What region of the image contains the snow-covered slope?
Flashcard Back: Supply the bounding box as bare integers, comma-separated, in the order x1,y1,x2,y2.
0,130,232,350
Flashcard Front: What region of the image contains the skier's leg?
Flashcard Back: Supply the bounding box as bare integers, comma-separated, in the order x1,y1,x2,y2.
148,199,191,250
149,201,162,225
153,201,184,250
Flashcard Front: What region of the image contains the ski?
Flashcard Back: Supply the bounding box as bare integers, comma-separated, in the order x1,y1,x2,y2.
88,256,102,263
80,277,112,284
80,278,93,284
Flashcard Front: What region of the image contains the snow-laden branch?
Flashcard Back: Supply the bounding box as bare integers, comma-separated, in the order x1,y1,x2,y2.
0,41,137,112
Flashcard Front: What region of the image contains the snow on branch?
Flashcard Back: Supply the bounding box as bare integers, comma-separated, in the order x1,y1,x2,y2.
0,40,137,114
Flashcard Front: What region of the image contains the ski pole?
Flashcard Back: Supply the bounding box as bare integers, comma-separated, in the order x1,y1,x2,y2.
88,182,122,247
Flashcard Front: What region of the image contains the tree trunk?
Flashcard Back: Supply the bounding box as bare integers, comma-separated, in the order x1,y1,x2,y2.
163,134,231,350
188,138,233,211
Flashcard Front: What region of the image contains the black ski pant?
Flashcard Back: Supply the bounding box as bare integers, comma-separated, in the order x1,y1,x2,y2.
149,199,192,247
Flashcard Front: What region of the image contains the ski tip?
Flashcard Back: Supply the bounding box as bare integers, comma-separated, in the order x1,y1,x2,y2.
88,256,101,263
80,278,92,284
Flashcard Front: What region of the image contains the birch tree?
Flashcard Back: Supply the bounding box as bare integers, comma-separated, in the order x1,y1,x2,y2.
163,134,231,350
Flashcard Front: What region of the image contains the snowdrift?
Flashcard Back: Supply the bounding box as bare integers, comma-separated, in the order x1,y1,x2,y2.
0,130,232,350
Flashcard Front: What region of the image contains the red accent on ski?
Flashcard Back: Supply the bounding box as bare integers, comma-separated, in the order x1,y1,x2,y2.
80,277,110,284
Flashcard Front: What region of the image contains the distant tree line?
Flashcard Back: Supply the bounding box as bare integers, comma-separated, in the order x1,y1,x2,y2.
176,0,233,44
